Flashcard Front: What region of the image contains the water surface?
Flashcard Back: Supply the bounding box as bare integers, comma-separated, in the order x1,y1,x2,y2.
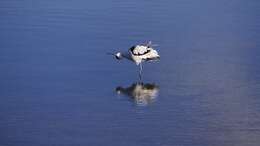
1,0,260,146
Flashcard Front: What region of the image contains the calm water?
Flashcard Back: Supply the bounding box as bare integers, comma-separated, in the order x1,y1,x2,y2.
1,0,260,146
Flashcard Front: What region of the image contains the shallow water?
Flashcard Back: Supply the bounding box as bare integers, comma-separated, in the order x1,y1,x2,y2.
1,0,260,146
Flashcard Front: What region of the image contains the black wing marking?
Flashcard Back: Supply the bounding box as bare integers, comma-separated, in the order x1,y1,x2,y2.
135,49,151,56
130,46,151,56
144,56,160,61
130,45,136,52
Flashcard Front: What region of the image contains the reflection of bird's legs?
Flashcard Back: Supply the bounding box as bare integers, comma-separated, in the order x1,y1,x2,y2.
139,63,143,81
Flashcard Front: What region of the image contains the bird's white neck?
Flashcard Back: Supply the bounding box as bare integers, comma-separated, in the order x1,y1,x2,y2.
121,52,132,61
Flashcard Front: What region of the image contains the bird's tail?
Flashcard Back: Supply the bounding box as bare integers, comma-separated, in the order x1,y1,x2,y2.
145,41,159,47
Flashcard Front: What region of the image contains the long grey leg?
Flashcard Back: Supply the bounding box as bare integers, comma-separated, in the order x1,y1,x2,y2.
139,63,143,81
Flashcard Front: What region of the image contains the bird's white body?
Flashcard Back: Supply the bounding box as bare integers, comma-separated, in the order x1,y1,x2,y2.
128,45,160,65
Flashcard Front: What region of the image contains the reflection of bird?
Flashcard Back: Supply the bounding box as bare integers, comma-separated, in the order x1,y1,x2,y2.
107,41,160,79
116,83,159,106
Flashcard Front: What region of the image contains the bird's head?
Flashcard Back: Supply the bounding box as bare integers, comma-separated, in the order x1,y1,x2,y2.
115,52,123,60
107,52,123,60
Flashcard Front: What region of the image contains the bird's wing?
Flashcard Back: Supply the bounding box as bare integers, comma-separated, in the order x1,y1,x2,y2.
141,41,152,47
141,41,159,48
129,45,151,56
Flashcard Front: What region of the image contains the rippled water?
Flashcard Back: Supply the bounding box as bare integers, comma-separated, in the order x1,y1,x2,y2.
1,0,260,146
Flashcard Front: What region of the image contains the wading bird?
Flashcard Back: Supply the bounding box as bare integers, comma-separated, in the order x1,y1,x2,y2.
107,41,160,79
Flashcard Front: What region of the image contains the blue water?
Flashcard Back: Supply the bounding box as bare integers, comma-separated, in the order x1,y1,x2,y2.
1,0,260,146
